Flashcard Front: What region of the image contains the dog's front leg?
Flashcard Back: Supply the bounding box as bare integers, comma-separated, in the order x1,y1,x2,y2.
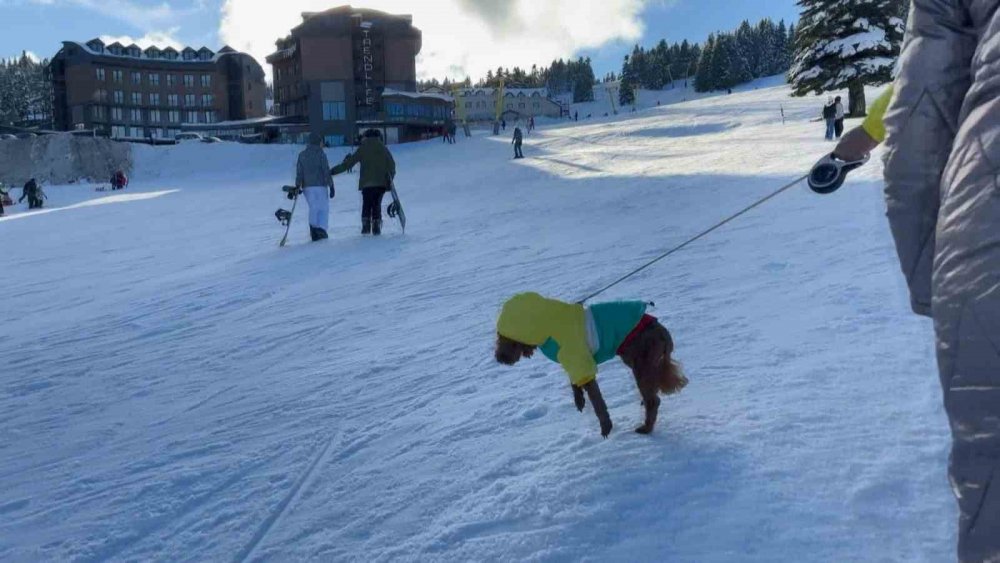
635,384,660,435
582,380,612,438
571,384,586,412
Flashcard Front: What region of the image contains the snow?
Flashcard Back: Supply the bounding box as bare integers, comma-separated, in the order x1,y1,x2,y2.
0,75,957,561
382,88,454,102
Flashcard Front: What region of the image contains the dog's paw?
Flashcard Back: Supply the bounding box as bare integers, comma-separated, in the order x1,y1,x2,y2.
600,419,613,438
634,425,653,435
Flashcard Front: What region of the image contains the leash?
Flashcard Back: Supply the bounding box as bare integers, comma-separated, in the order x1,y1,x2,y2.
576,173,809,304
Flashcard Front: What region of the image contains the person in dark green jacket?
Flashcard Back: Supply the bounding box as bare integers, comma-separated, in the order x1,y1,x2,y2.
330,129,396,235
495,292,688,437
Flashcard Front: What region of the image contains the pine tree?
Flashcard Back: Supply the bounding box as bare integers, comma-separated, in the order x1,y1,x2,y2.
619,54,637,106
789,0,905,115
694,34,717,92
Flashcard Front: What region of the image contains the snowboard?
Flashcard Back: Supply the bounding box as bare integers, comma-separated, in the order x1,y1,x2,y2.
277,185,300,247
387,181,406,233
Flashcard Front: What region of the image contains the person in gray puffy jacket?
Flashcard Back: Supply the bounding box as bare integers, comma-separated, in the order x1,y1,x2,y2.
875,2,1000,560
295,133,335,241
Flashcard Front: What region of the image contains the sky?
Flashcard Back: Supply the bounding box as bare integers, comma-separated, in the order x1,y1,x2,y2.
0,0,800,80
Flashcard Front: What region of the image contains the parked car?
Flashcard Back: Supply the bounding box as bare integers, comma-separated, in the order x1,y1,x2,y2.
0,134,17,141
15,132,37,139
174,132,204,143
201,136,224,144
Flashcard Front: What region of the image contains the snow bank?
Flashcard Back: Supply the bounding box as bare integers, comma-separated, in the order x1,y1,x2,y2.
0,134,131,185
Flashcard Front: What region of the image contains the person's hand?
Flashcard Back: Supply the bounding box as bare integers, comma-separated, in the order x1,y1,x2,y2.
833,126,879,162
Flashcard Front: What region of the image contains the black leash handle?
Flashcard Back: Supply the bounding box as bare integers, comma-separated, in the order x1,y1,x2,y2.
576,174,809,304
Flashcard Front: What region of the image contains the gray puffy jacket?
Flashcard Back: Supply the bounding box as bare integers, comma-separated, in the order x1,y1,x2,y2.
296,145,333,188
883,2,1000,560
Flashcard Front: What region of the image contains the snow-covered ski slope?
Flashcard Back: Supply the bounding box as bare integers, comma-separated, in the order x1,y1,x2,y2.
1,76,956,561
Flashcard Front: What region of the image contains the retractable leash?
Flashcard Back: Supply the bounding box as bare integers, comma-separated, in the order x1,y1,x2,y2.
807,153,870,194
576,173,810,304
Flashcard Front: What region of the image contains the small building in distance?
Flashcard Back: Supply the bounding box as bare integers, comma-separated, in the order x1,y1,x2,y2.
267,6,451,145
48,39,267,139
454,87,565,123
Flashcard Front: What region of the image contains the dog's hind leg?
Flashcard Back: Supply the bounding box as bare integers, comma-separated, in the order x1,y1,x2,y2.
633,339,665,435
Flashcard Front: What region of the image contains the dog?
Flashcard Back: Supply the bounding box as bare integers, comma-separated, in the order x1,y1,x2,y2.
495,292,687,437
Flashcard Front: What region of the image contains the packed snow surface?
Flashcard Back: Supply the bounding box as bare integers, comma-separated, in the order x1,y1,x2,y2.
1,76,955,561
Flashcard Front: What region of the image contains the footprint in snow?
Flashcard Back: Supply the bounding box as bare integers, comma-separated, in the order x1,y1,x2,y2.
522,405,548,421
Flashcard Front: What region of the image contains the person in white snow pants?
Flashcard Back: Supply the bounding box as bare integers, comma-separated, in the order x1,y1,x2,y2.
295,134,335,242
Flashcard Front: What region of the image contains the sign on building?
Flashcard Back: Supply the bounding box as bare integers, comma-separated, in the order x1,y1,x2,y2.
353,20,385,119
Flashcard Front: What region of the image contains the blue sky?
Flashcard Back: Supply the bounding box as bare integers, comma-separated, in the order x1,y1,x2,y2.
0,0,800,79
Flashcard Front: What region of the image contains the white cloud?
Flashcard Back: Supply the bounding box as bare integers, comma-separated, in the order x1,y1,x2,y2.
219,0,647,80
28,0,177,31
100,29,185,50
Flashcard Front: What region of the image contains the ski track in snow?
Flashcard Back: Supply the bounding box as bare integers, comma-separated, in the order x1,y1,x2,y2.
1,77,956,561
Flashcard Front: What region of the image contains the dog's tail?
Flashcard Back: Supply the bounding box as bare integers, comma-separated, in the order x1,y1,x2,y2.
659,357,689,396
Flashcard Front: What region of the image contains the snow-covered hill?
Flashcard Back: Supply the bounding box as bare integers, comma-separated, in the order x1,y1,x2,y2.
1,77,955,561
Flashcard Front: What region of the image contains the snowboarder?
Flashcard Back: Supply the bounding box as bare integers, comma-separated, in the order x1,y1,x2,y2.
295,133,335,241
829,2,1000,555
527,116,535,134
833,96,846,139
19,178,44,209
330,128,395,236
494,293,687,437
574,110,578,122
822,97,837,140
501,118,506,132
511,126,524,159
448,121,457,144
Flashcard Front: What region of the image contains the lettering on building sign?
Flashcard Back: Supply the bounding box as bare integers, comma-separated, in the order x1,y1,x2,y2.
362,30,374,105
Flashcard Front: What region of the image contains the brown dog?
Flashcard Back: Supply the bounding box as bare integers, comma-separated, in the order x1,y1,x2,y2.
496,317,686,435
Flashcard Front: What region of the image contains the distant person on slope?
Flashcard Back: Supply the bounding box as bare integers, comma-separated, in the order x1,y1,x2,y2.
0,182,10,216
19,178,44,209
828,2,1000,555
822,97,837,140
512,125,524,159
833,96,846,139
494,293,687,438
295,133,335,242
330,128,395,236
110,169,128,191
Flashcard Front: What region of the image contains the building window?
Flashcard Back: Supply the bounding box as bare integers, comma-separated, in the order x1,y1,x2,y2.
186,110,198,123
324,135,345,147
533,103,540,109
185,94,196,107
112,70,123,83
131,92,142,105
168,94,179,107
96,89,109,103
183,74,194,88
111,107,124,121
149,93,160,106
204,110,217,123
149,73,160,86
129,126,143,138
322,102,346,121
386,103,404,117
130,71,141,85
113,90,124,104
465,102,471,109
167,74,176,87
151,128,162,139
168,110,180,123
111,125,126,138
202,94,213,107
96,68,106,81
130,108,142,122
91,106,105,120
201,75,211,88
149,109,161,123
